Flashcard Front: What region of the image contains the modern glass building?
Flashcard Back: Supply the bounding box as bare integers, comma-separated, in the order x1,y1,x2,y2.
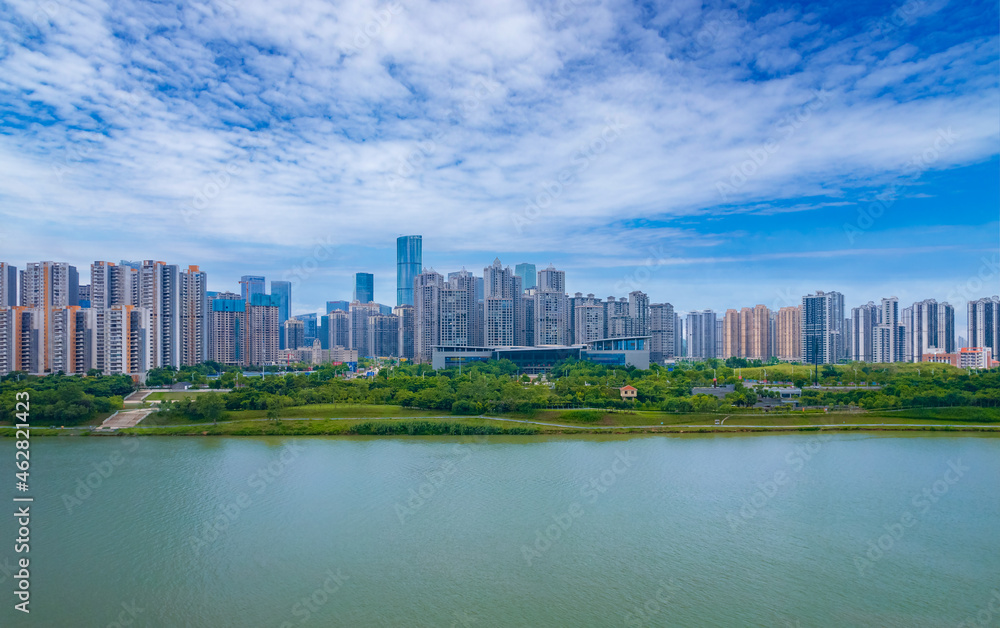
270,280,291,348
514,263,536,291
354,273,374,304
396,235,422,306
430,336,650,373
240,275,266,302
326,300,350,313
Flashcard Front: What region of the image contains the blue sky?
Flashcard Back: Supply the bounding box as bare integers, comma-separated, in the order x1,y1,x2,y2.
0,0,997,335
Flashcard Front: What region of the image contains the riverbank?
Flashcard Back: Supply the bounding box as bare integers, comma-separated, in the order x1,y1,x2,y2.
3,414,1000,436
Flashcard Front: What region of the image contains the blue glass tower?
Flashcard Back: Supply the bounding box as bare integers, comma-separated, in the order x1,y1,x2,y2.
396,235,422,306
271,280,291,348
241,275,266,302
515,263,536,291
354,273,374,303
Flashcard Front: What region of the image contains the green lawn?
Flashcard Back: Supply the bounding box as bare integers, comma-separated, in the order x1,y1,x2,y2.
511,407,1000,428
735,362,966,382
144,390,221,401
122,417,537,436
144,403,445,425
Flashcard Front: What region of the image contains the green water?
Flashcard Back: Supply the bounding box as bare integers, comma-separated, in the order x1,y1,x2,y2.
2,434,998,627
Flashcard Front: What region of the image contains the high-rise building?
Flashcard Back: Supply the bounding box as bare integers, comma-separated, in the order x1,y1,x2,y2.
968,296,1000,356
396,235,422,306
367,314,399,357
605,296,632,338
49,306,95,375
871,297,905,363
722,309,740,358
180,266,207,366
208,293,244,366
440,270,478,348
19,261,80,373
413,269,443,363
284,318,305,350
393,305,415,360
514,263,536,291
294,313,318,345
737,304,771,361
327,300,350,313
0,307,43,375
537,265,565,293
240,275,266,303
535,289,569,345
138,260,180,369
801,290,845,365
271,280,291,348
354,273,374,304
245,293,280,366
518,294,535,347
349,301,381,357
675,314,685,357
0,262,17,307
649,302,675,363
326,310,351,349
906,299,955,362
574,303,605,345
716,318,724,359
105,305,152,377
629,291,650,337
686,310,717,360
483,259,521,347
850,302,878,362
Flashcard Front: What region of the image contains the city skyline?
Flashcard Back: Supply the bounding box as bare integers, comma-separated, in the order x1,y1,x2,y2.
0,247,994,338
0,0,996,328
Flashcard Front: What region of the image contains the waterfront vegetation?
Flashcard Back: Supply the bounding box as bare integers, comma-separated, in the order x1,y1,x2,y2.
2,359,998,431
0,372,130,424
150,359,1000,422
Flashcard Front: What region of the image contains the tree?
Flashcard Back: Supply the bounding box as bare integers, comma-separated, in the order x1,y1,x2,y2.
266,398,281,421
195,393,226,424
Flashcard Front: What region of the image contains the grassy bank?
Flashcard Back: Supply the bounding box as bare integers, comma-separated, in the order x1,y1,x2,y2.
515,406,1000,427
117,418,538,436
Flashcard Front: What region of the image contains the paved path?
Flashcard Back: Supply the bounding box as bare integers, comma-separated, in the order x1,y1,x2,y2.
99,409,154,430
124,390,153,403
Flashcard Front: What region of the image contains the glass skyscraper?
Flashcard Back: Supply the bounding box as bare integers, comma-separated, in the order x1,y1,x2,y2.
354,272,374,303
396,235,422,306
240,275,265,302
515,263,536,291
271,280,291,349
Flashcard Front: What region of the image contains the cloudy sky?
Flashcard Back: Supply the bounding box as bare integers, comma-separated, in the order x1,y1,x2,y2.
1,0,997,333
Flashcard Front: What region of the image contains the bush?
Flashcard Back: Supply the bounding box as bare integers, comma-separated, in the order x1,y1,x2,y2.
451,400,479,415
561,409,604,422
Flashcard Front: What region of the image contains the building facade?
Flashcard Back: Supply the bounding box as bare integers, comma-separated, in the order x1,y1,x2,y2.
801,291,844,364
396,235,422,306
